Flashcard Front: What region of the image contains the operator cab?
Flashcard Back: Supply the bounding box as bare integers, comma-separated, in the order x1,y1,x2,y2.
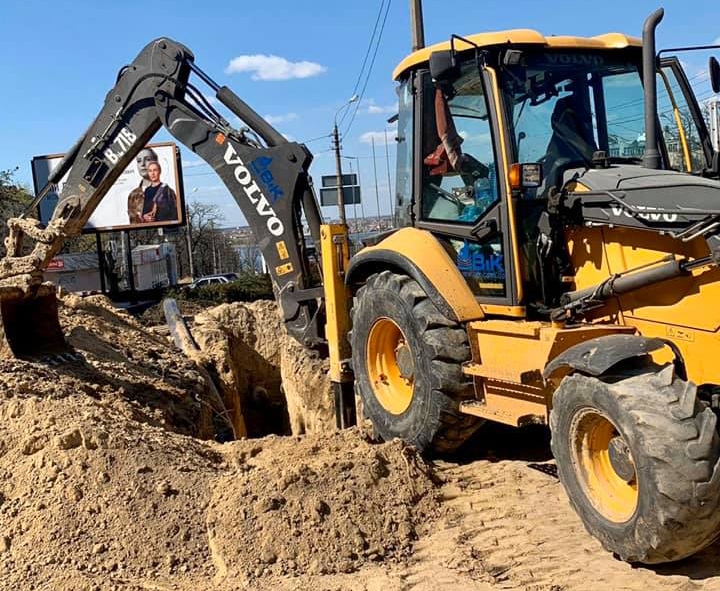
392,30,716,314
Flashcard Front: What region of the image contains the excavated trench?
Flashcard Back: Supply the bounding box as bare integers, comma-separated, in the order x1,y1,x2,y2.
188,300,336,440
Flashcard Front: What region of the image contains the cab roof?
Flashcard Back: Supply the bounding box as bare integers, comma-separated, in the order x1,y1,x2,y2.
392,29,642,80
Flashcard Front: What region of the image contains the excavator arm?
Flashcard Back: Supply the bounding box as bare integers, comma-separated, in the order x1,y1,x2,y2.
1,37,326,349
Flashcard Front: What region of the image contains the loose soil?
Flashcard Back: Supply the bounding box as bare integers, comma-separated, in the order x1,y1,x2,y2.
1,292,719,590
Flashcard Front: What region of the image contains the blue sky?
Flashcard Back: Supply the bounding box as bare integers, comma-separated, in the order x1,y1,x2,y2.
1,0,718,226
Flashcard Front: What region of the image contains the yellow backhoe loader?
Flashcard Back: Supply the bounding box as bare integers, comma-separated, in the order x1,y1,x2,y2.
2,6,720,566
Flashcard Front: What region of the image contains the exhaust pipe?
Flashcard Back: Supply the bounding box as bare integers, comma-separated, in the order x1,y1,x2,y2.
642,8,664,169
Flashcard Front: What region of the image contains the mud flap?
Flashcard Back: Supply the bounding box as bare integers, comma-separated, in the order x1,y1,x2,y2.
0,291,70,358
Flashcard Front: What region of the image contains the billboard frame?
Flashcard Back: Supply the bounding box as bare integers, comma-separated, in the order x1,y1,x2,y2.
32,141,186,234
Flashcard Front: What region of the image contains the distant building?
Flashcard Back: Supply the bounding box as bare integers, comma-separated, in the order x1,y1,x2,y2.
44,253,102,293
132,243,178,290
44,243,178,294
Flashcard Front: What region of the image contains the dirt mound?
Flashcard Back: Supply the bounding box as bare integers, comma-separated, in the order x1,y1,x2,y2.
58,292,209,436
0,385,221,590
206,431,439,583
0,294,218,589
0,293,442,590
0,392,438,590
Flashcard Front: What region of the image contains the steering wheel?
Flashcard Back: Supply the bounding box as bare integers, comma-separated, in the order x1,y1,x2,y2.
429,183,465,209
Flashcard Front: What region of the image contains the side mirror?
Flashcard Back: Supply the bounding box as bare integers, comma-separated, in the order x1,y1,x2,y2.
710,56,720,93
429,50,459,83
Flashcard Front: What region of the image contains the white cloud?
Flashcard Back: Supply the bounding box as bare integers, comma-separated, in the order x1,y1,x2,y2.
225,54,326,81
714,36,720,45
461,131,492,145
366,100,398,115
264,112,298,125
359,130,395,145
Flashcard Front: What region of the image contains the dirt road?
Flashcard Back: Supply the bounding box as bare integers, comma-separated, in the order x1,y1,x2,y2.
250,425,720,591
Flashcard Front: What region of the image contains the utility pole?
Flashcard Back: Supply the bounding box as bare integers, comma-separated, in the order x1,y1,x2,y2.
211,220,218,274
332,95,358,227
185,204,195,279
384,129,393,226
356,157,367,220
410,0,425,51
332,123,348,226
371,137,382,226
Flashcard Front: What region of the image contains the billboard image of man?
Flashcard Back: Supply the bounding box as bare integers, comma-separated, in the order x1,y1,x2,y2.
141,161,178,222
126,148,178,224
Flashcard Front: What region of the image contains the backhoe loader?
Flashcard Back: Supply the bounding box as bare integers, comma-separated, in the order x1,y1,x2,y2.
2,6,720,566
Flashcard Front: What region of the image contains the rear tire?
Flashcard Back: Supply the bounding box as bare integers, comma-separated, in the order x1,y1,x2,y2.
550,365,720,563
351,271,482,454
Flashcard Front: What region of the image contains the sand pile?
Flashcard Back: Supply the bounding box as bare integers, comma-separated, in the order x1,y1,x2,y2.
0,383,220,589
0,293,441,590
206,431,439,583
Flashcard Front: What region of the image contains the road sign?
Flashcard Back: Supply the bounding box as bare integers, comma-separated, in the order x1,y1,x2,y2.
321,174,358,188
320,186,362,206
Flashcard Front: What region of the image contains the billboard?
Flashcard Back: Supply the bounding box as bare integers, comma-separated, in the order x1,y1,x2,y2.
32,142,184,232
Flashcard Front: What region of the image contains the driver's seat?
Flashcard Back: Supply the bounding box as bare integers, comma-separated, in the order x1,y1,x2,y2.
545,96,597,165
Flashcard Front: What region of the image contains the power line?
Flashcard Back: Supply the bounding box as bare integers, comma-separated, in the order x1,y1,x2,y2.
342,0,392,137
300,133,332,144
580,68,714,117
338,0,388,130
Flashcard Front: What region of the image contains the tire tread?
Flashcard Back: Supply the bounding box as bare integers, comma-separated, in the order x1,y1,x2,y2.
351,271,482,454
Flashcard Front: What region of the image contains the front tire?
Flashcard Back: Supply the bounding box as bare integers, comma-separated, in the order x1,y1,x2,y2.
351,271,481,454
550,365,720,563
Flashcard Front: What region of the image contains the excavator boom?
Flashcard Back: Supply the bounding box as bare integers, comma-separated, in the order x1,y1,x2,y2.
0,38,328,356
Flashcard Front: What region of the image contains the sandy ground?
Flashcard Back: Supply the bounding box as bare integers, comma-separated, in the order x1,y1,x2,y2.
0,293,719,591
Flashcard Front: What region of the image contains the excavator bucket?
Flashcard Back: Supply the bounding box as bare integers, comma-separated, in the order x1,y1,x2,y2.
0,289,70,359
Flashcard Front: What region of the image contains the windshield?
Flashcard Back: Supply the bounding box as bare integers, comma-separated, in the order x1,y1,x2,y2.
499,48,706,173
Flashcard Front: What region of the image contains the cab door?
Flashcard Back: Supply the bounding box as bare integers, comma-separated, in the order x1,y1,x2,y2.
413,64,522,308
657,57,715,171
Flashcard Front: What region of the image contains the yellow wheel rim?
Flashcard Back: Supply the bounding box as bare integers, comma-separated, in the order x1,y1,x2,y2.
366,317,414,415
571,409,638,523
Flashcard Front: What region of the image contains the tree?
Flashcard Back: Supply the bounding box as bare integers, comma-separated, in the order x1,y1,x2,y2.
186,201,238,277
0,168,32,217
0,168,34,254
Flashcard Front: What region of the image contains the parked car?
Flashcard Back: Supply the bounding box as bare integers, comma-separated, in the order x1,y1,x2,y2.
189,273,238,289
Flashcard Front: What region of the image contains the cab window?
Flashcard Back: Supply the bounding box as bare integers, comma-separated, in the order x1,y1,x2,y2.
419,65,506,299
421,64,499,223
394,76,414,227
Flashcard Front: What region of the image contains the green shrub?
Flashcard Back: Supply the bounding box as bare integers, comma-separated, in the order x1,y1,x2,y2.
174,272,274,304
